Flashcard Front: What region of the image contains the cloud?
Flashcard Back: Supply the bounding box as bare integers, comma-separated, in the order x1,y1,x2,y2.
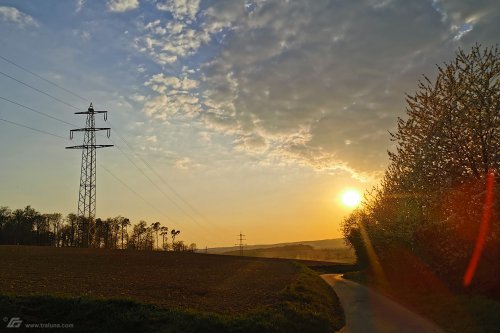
430,0,498,42
75,0,85,12
142,93,201,121
156,0,200,22
136,0,499,180
145,73,199,92
145,135,157,143
107,0,139,12
134,19,210,64
72,29,91,41
175,156,200,170
0,6,38,27
197,0,498,177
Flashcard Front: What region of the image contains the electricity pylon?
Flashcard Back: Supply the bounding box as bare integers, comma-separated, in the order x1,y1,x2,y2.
66,103,113,247
235,232,246,256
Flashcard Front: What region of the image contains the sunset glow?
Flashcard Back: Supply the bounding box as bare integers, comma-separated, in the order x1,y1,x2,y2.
0,1,496,248
340,190,362,208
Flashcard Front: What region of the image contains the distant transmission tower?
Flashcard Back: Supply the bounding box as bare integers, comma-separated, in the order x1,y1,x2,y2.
66,103,113,247
235,232,246,256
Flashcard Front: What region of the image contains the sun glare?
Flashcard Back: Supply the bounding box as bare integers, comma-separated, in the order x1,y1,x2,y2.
340,189,362,208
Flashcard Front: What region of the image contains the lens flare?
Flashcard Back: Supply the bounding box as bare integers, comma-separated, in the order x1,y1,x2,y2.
463,169,495,287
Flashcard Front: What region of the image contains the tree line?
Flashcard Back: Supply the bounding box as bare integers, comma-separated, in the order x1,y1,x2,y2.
0,205,197,252
341,45,499,297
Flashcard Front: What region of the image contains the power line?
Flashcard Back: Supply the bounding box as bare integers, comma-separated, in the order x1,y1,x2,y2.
0,54,89,102
0,88,213,237
100,160,212,244
99,164,176,226
109,123,225,232
1,58,213,232
0,70,81,111
0,95,76,127
0,67,209,231
0,117,67,139
0,117,183,232
110,139,220,240
0,57,221,243
112,137,200,222
0,96,115,144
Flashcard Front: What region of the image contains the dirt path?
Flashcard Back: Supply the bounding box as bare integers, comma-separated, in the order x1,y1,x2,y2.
321,274,443,333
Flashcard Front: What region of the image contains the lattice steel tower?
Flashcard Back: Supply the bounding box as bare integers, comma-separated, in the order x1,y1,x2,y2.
235,232,246,256
66,103,113,246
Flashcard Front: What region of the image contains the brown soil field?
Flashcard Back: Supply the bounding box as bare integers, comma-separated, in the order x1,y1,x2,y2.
0,245,300,314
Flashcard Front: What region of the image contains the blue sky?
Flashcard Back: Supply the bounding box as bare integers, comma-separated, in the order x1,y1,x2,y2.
0,0,498,247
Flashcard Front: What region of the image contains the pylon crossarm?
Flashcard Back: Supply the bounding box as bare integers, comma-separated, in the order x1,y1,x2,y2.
75,111,107,114
75,110,108,121
70,127,111,131
66,144,114,149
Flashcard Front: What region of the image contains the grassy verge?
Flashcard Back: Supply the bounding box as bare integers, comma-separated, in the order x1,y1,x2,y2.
0,264,344,333
343,271,500,333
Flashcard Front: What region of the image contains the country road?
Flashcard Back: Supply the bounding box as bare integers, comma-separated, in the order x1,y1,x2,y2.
321,274,443,333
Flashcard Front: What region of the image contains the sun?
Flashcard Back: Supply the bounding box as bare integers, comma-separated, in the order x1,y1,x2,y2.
340,189,362,208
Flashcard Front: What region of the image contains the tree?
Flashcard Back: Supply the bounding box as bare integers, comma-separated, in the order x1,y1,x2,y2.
12,206,40,245
66,213,78,246
342,45,499,289
0,206,12,244
120,218,130,249
0,203,198,255
188,243,197,252
160,226,169,250
173,240,186,252
389,45,499,192
94,218,105,248
144,226,154,250
130,221,148,250
151,222,161,250
110,217,121,249
171,229,180,244
44,213,62,246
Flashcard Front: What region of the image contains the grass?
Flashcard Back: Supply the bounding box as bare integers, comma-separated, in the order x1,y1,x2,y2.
0,246,344,332
343,270,500,333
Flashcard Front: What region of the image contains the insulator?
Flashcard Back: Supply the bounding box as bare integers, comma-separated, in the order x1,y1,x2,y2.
107,129,111,138
70,131,73,140
104,112,108,121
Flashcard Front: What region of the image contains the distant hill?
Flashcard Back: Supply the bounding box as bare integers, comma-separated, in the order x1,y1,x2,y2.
208,239,355,264
208,238,347,254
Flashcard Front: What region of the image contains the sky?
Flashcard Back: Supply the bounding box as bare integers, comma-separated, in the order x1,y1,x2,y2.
0,0,498,247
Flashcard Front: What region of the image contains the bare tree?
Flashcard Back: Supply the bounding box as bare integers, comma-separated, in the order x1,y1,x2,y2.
135,221,147,250
151,222,161,250
171,229,180,251
44,213,62,247
120,218,130,249
171,229,180,243
188,243,197,252
160,226,169,250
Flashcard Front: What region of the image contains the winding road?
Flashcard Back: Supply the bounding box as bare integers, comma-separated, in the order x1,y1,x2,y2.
321,274,443,333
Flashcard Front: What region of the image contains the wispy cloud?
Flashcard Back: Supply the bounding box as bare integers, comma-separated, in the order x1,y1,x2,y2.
156,0,200,22
107,0,139,13
75,0,85,13
0,6,38,28
134,19,210,64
